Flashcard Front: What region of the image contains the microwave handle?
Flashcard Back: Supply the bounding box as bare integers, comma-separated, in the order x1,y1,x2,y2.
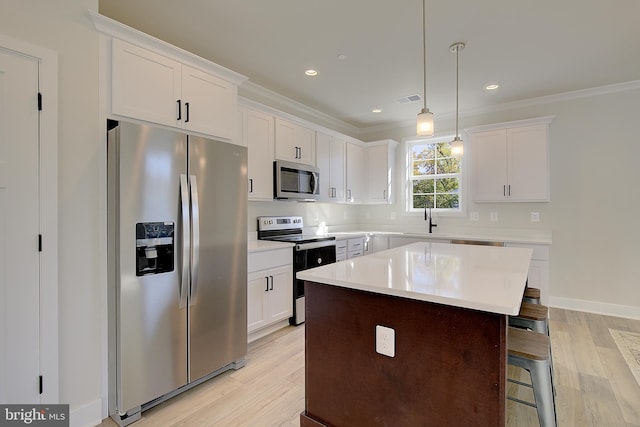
311,171,318,194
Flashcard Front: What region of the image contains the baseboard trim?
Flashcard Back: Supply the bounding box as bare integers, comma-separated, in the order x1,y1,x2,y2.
550,296,640,320
70,398,103,427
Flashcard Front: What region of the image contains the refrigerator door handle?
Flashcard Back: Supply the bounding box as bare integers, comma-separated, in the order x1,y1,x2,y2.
189,174,200,306
179,174,190,308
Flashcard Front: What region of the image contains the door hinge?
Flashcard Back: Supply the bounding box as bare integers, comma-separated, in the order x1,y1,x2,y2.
39,375,43,394
38,92,43,111
38,234,43,252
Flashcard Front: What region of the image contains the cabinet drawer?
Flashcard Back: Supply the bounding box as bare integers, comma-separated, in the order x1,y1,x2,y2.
348,237,364,251
336,240,348,250
347,250,363,259
336,252,347,262
248,247,292,272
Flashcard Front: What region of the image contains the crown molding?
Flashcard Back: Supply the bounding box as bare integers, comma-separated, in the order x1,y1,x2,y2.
239,80,360,137
365,80,640,135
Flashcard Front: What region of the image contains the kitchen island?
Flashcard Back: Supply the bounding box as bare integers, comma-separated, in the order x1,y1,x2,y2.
297,242,533,427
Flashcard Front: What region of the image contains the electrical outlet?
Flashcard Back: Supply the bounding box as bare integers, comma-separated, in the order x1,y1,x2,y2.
390,212,397,220
470,211,480,221
530,212,540,222
490,211,498,222
376,325,395,357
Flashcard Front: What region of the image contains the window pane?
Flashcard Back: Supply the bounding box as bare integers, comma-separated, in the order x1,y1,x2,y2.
413,179,434,194
413,195,434,209
412,145,435,161
435,178,459,193
413,160,435,176
436,193,459,209
436,157,460,174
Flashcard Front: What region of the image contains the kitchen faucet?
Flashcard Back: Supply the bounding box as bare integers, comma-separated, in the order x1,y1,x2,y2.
424,206,437,234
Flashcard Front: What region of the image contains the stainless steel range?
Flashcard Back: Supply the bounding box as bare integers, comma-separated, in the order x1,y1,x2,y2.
257,216,336,325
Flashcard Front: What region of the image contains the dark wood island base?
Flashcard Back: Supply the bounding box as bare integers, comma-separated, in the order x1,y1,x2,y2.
300,281,508,427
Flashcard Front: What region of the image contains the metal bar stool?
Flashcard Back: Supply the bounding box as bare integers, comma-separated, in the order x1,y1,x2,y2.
508,326,558,427
509,301,548,334
510,301,556,397
523,286,541,304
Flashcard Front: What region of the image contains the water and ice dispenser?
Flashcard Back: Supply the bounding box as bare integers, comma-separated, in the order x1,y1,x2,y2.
136,222,175,276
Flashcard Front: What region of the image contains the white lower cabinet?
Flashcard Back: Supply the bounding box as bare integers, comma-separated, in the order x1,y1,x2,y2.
347,237,365,259
506,243,550,305
247,248,293,338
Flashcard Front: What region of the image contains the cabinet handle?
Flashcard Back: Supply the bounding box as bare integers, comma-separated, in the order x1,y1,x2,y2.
265,277,269,292
177,100,182,120
249,178,253,193
184,102,190,123
383,189,387,200
503,185,506,197
508,185,511,196
298,147,302,159
269,276,274,291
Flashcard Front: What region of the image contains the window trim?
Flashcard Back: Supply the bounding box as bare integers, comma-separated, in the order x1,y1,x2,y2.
403,135,467,217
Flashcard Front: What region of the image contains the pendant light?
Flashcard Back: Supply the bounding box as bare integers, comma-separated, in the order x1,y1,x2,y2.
450,42,465,157
417,0,434,136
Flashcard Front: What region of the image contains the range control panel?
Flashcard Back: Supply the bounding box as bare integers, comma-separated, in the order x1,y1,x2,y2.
257,216,303,232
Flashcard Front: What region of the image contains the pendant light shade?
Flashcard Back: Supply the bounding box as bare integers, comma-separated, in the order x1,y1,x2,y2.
417,108,434,136
450,42,465,157
417,0,434,137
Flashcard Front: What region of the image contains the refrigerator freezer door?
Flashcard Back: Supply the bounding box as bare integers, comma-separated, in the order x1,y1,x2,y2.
110,122,188,413
187,136,248,381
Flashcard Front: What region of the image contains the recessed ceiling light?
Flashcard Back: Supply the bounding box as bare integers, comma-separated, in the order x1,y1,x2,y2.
485,83,499,91
337,54,348,61
372,109,382,113
305,69,318,76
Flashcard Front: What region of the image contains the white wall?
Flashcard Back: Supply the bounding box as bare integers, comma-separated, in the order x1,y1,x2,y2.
0,1,103,426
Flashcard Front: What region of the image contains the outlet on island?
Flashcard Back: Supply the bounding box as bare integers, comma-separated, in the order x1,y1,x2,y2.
375,325,395,358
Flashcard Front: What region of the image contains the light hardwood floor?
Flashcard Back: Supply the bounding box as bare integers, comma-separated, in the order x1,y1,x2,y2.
98,308,640,426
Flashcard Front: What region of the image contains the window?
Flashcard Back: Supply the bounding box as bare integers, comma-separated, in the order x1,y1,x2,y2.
406,137,462,213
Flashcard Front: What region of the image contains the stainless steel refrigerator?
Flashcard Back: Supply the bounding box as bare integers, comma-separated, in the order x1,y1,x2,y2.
107,121,247,426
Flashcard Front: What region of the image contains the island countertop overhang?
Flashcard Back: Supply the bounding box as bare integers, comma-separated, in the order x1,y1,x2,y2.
297,242,533,315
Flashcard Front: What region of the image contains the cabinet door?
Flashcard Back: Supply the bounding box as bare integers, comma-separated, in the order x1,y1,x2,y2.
330,138,346,201
316,132,346,202
266,265,293,324
111,38,181,127
507,125,549,201
471,129,508,202
247,270,270,332
367,145,390,203
246,109,275,200
181,65,237,140
275,118,315,165
346,142,365,203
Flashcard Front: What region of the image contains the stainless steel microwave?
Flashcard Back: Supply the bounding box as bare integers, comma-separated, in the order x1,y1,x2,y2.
274,160,319,200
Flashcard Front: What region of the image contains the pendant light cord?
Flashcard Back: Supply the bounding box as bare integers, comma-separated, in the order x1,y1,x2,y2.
455,45,459,137
422,0,427,112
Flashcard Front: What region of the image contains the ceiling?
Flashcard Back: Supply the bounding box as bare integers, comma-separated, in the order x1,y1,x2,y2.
99,0,640,132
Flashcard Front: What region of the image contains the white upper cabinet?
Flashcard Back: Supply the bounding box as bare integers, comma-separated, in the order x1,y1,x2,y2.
274,118,315,165
242,107,275,200
366,140,396,204
110,38,239,142
346,142,366,203
469,117,552,202
316,131,346,202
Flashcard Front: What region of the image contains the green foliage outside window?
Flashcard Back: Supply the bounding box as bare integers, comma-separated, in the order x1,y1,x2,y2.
410,141,461,211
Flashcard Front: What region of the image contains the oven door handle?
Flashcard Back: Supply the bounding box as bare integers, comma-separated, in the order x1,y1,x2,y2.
295,240,336,251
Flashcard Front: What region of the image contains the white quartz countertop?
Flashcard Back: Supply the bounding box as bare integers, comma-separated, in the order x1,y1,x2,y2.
297,242,533,315
321,228,551,245
248,239,294,253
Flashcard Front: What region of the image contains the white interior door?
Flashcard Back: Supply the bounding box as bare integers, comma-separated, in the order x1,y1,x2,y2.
0,48,41,403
